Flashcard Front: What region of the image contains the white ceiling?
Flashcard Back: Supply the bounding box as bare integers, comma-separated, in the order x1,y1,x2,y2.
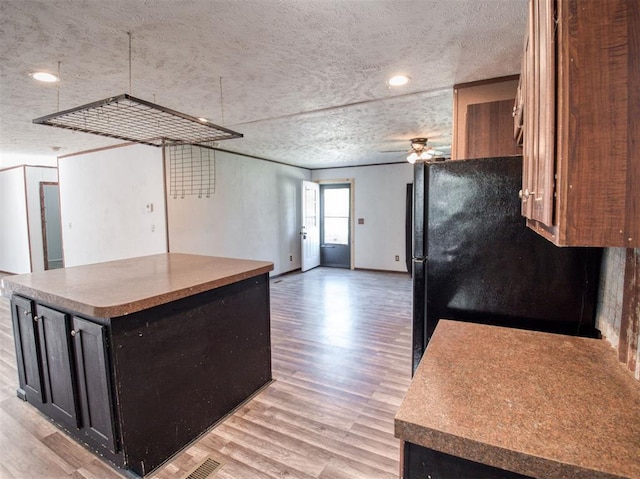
0,0,527,169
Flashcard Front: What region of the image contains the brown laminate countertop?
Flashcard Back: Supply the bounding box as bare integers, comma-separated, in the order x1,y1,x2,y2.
0,253,274,318
395,320,640,479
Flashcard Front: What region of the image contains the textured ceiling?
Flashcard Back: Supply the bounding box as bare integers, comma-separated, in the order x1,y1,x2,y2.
0,0,527,169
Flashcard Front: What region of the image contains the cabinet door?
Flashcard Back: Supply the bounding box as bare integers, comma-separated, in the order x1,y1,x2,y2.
465,100,521,159
522,0,555,225
35,304,79,430
10,296,45,403
521,2,535,219
72,316,117,452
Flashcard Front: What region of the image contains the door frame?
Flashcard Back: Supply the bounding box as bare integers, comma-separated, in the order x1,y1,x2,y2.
317,178,355,270
39,181,62,271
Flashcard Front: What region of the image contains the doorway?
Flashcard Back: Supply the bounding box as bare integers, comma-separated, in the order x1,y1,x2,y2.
320,184,351,268
40,182,64,270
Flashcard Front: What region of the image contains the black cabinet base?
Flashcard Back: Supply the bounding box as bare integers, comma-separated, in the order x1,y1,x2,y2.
10,273,272,478
403,442,534,479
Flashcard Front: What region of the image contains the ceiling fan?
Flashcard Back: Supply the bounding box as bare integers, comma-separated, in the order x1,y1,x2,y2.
381,138,448,163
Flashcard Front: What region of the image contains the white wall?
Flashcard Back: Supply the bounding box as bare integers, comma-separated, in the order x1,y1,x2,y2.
312,162,413,272
58,144,167,267
0,167,31,273
167,151,310,276
25,166,58,272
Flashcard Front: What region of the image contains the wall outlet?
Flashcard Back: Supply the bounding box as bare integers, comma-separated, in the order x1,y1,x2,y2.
289,255,293,261
395,255,400,261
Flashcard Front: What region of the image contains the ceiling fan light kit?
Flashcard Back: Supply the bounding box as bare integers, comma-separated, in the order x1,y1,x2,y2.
406,137,436,163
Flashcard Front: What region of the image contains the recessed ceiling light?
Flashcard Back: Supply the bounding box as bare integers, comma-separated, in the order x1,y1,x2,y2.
387,75,410,87
31,72,59,83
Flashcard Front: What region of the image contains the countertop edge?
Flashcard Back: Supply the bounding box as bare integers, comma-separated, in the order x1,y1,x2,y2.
2,262,274,318
393,320,639,479
394,418,627,479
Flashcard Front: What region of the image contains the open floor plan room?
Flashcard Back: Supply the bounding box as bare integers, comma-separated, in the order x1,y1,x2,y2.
0,268,412,479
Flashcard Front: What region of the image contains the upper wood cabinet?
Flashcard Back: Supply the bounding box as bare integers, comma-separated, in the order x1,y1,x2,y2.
452,76,520,160
520,0,640,247
465,99,521,159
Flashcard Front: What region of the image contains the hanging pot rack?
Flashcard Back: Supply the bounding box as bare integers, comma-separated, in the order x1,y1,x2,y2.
32,93,243,149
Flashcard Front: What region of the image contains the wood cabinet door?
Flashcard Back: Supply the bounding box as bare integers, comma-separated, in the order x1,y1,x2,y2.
523,0,556,225
72,316,117,452
532,0,556,225
465,100,521,159
35,304,79,430
10,296,45,404
521,1,535,219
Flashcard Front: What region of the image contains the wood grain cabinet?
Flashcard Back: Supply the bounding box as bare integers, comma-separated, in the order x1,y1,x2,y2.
11,297,117,455
519,0,639,246
465,99,521,159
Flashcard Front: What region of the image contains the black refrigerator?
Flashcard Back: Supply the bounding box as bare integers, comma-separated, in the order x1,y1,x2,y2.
411,156,601,372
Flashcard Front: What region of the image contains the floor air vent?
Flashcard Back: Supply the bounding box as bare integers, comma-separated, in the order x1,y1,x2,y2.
181,456,224,479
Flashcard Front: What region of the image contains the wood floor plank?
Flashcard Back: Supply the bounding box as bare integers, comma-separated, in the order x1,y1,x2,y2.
0,408,74,477
0,268,412,478
41,431,101,471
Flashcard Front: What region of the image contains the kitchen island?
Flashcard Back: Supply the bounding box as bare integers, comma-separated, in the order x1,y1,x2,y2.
395,320,640,479
1,253,274,477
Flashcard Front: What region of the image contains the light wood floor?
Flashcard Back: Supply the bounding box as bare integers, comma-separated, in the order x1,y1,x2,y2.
0,268,412,478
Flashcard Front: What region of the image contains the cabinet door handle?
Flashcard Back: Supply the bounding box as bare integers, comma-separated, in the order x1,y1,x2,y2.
519,189,534,201
70,329,77,337
25,311,41,321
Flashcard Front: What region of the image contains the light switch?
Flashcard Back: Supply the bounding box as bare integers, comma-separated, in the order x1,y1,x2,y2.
145,203,153,213
358,218,364,225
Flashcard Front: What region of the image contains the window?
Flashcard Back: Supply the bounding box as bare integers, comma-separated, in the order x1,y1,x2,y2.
322,188,349,245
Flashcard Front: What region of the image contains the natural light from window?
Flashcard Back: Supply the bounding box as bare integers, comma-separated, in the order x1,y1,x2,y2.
323,188,349,245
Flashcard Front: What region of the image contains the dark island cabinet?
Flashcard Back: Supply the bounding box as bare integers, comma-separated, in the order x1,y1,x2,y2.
71,315,117,452
7,267,272,477
11,297,118,455
403,442,534,479
35,303,80,431
11,296,45,404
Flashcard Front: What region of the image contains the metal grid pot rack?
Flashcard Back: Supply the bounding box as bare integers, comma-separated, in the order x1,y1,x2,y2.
32,93,243,149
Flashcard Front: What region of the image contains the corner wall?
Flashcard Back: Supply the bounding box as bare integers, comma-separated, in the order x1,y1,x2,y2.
58,144,167,267
166,151,310,276
0,167,30,273
597,248,640,380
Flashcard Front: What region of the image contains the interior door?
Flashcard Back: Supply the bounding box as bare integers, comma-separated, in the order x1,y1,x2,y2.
301,180,320,272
